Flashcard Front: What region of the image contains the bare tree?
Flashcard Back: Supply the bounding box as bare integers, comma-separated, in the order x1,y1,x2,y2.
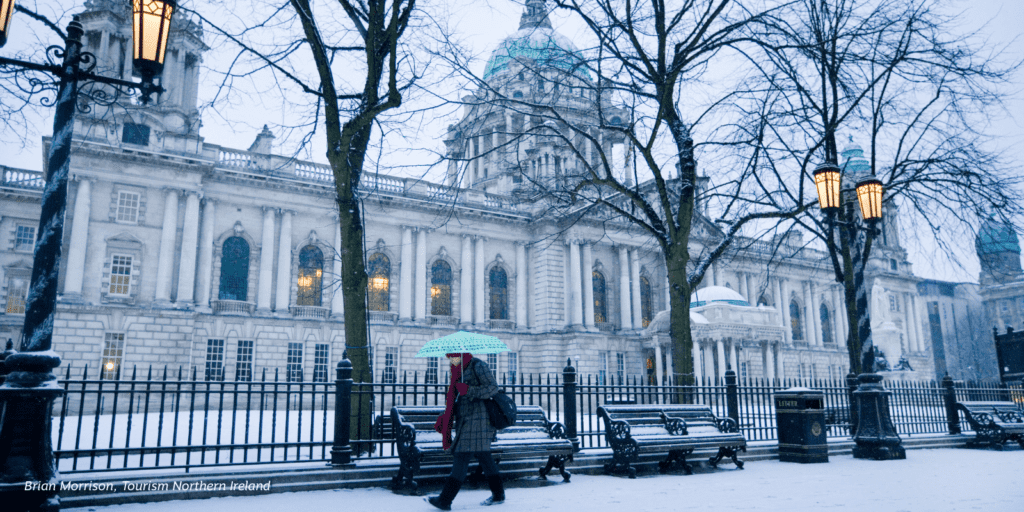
743,0,1024,374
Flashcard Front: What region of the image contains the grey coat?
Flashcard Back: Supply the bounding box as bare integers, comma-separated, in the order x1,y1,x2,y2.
452,357,500,453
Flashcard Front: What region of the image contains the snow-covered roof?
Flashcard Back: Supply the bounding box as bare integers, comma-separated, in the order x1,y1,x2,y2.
690,286,751,308
483,27,590,80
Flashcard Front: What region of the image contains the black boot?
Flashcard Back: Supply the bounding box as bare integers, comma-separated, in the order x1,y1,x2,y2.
426,477,462,511
481,475,505,506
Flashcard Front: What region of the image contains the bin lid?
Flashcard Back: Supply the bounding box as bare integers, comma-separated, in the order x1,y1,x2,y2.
775,387,824,397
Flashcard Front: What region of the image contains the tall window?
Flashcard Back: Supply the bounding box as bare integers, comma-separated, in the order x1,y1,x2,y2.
205,339,225,381
367,253,390,311
297,246,324,306
489,267,508,320
487,353,498,378
109,255,133,296
426,357,439,384
116,192,140,223
14,225,35,251
235,340,254,381
101,332,125,380
616,352,625,384
383,347,398,384
790,300,804,341
430,261,452,316
313,343,330,383
599,352,609,385
287,342,304,382
640,276,653,328
219,237,250,301
740,361,748,382
507,352,518,384
5,276,27,314
820,304,834,345
593,271,607,323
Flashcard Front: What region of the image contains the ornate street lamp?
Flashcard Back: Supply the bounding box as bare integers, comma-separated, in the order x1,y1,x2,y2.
0,4,176,510
131,0,175,81
813,161,905,461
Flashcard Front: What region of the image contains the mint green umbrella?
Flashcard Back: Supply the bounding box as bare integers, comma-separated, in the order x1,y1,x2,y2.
415,331,509,357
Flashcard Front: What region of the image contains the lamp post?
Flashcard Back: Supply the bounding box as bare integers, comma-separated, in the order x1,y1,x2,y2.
0,2,176,510
813,162,905,460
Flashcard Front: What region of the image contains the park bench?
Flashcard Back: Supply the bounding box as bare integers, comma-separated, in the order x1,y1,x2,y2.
390,404,574,492
824,406,851,434
598,404,746,478
956,401,1024,449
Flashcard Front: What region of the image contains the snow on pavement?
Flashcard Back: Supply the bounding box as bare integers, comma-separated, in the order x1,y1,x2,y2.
66,448,1023,512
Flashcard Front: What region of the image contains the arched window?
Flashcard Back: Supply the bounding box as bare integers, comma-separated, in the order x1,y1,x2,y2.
790,300,804,341
297,245,324,306
820,303,834,345
593,271,607,323
757,295,771,307
218,237,249,301
431,260,452,316
489,267,508,320
640,276,653,328
367,253,390,311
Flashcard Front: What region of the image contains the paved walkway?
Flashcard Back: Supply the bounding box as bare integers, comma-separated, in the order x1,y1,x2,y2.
65,448,1023,512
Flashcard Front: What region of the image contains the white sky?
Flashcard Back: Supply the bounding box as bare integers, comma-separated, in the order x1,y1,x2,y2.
2,0,1022,283
62,447,1024,512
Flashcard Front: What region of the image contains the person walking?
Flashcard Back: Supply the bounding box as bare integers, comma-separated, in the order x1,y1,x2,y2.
426,352,504,510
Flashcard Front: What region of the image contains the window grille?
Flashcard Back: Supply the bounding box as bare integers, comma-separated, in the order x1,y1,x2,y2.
116,192,140,223
489,267,508,320
205,339,225,381
367,253,390,311
235,340,254,381
640,276,653,328
297,246,324,306
383,347,398,384
507,352,518,384
286,343,304,382
5,276,27,314
426,357,439,384
430,260,452,316
740,361,748,381
487,353,498,378
101,333,126,380
616,353,625,385
14,225,35,250
593,271,607,323
313,343,330,383
599,352,608,385
109,255,133,296
219,237,250,301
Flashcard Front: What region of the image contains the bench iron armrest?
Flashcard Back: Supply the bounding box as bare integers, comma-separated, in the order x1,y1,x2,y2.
544,418,568,440
716,417,740,434
659,411,688,436
394,422,419,454
605,419,632,446
994,410,1024,423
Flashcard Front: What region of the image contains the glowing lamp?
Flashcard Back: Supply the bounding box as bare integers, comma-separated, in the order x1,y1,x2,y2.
813,163,842,214
856,178,883,223
132,0,176,81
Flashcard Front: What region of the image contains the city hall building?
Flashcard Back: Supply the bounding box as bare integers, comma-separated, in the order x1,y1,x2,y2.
0,0,955,385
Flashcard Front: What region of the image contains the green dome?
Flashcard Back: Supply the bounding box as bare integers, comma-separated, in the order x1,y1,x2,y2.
841,140,871,175
976,216,1021,255
483,27,590,80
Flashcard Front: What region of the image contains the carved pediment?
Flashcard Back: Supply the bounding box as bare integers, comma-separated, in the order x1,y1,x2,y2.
105,232,144,249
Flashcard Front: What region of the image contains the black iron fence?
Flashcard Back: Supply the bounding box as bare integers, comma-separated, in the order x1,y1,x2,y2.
44,361,1024,474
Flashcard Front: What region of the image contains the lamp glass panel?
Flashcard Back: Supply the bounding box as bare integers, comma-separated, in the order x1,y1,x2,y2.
814,169,841,210
857,181,883,220
0,0,15,47
133,0,173,64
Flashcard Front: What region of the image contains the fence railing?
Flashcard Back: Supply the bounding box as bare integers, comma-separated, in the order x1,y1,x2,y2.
39,361,1024,474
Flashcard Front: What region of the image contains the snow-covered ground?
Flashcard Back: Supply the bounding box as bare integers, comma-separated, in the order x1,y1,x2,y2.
64,448,1023,512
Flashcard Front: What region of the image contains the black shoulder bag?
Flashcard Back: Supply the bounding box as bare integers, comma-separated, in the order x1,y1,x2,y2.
486,390,518,430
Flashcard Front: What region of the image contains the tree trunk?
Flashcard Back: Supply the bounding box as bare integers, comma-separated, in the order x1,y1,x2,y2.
666,242,695,401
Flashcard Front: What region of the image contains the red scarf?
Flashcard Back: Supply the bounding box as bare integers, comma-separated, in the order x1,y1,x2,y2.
434,353,473,450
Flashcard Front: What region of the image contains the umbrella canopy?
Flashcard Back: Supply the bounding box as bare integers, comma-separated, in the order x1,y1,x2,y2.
415,331,509,358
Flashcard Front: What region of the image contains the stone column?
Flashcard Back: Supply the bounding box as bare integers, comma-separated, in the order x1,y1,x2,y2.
460,235,473,325
802,281,815,345
618,246,632,330
516,242,528,329
705,263,715,288
274,210,292,312
666,345,675,384
730,342,739,374
777,278,790,342
399,227,413,320
415,229,428,320
196,198,215,308
911,294,924,352
813,282,825,346
765,344,776,380
654,341,663,384
738,272,747,302
747,274,756,304
692,342,703,383
256,207,276,311
63,177,91,298
175,191,201,305
332,219,344,317
475,237,486,325
630,249,642,329
902,293,915,354
154,189,180,303
582,241,595,328
833,286,846,347
568,240,583,327
717,339,727,379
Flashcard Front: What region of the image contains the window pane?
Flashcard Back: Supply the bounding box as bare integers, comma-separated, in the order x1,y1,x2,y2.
640,276,652,328
109,255,133,296
298,246,324,306
593,271,607,323
820,304,833,344
489,267,508,320
430,261,452,316
313,343,330,383
235,340,254,381
205,339,225,381
219,237,250,301
15,225,35,250
790,300,803,341
287,342,303,382
367,253,390,311
101,332,126,380
5,277,27,314
383,347,397,384
116,192,140,223
507,352,518,384
426,357,439,384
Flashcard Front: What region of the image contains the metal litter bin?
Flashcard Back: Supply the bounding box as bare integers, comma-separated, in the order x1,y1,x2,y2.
775,388,828,463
